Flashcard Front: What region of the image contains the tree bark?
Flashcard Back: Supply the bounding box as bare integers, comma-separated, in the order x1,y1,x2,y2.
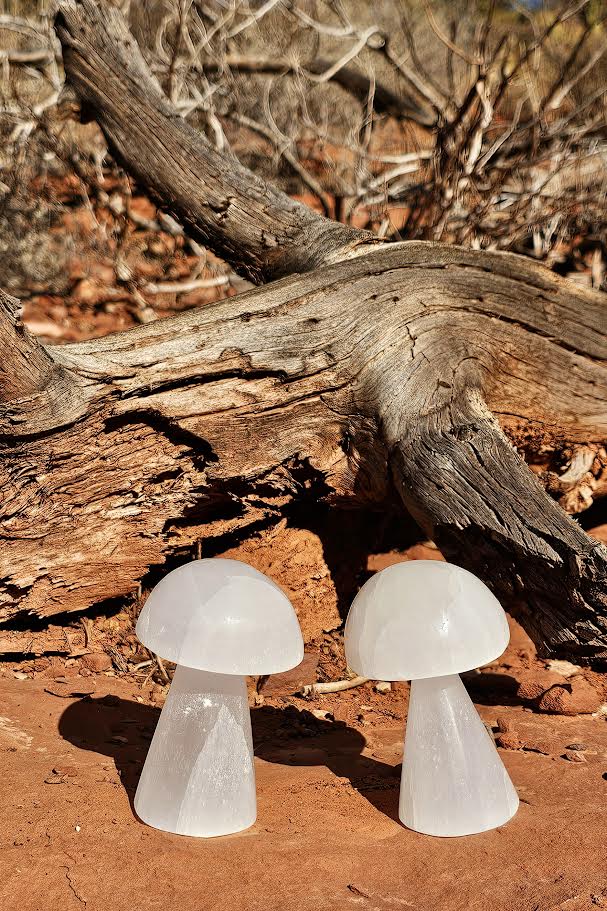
2,239,606,655
0,0,605,660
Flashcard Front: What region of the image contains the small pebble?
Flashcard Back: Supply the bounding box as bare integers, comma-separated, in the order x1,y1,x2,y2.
44,680,96,698
521,738,552,755
81,652,112,673
496,716,513,734
375,681,391,694
53,765,78,777
496,732,522,751
563,751,586,762
311,709,334,721
546,659,580,678
565,742,587,751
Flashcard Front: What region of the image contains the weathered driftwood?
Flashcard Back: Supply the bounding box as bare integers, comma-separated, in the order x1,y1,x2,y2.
0,0,606,659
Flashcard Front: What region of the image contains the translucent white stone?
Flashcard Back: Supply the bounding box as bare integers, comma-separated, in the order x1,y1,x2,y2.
136,559,303,673
345,560,509,680
400,674,519,836
344,560,518,836
134,665,256,837
135,559,304,836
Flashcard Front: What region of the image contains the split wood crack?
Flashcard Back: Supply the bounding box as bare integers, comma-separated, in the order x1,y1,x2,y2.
0,0,605,661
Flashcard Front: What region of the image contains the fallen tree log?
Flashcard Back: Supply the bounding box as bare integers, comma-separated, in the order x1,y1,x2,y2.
0,0,606,660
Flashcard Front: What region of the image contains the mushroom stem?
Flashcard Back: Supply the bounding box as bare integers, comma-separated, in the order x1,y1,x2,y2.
399,674,518,837
134,665,256,837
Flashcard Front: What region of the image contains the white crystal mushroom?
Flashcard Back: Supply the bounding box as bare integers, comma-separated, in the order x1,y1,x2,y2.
134,558,303,837
345,560,519,837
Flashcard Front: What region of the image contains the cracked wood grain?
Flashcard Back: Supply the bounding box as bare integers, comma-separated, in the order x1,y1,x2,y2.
0,1,606,659
2,240,606,656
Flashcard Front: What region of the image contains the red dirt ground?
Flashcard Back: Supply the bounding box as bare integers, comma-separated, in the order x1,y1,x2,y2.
2,580,607,911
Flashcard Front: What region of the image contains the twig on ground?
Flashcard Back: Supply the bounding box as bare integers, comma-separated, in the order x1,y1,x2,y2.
299,676,369,696
155,653,171,684
143,275,230,294
80,617,93,649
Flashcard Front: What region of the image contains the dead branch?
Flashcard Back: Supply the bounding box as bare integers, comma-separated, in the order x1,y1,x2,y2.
232,112,332,216
53,0,379,284
0,0,605,665
300,676,369,696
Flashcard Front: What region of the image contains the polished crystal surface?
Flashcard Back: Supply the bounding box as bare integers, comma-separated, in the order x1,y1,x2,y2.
345,560,509,680
135,559,304,837
136,558,304,673
344,560,518,837
399,674,519,836
134,665,256,837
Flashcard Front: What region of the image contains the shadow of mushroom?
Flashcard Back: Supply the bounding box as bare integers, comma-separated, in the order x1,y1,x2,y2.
251,704,402,823
461,671,522,707
58,695,156,815
57,696,402,824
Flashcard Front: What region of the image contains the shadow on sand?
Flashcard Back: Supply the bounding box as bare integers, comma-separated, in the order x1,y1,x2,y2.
58,696,402,824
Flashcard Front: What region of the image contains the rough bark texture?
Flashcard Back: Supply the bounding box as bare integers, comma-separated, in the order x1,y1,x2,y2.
0,0,606,660
2,241,607,655
0,290,57,403
0,289,84,430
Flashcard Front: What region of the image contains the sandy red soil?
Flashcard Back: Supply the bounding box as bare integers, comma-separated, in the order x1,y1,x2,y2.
1,618,607,911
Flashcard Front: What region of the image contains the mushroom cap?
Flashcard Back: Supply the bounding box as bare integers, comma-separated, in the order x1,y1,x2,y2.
345,561,509,680
136,559,304,674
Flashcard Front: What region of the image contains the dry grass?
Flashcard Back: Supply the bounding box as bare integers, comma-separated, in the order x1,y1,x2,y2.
1,0,606,302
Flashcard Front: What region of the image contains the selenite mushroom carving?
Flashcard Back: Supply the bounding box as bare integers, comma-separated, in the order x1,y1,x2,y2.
134,558,304,837
345,560,519,837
